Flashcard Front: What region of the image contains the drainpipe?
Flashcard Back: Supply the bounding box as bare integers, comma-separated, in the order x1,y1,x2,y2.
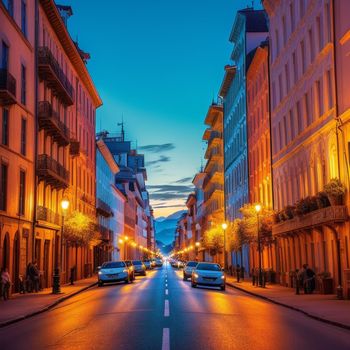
32,0,39,261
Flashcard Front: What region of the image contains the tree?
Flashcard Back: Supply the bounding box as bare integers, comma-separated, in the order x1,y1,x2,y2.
63,211,98,245
202,225,224,260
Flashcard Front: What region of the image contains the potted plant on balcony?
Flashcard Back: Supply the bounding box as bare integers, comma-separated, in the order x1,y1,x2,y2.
316,191,331,209
324,178,346,206
295,196,318,216
317,271,333,294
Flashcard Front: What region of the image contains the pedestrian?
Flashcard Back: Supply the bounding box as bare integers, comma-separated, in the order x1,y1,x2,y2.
1,267,11,301
298,264,308,294
29,260,40,292
306,266,316,294
236,264,241,283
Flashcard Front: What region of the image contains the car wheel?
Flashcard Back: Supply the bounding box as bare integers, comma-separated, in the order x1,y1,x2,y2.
191,281,197,288
221,284,226,291
98,281,103,287
143,271,146,276
183,275,187,281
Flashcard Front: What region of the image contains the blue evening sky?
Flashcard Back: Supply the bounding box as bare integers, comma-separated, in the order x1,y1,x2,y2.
61,0,260,217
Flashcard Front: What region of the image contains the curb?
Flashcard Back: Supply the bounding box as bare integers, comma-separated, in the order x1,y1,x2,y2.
0,281,98,328
226,281,350,331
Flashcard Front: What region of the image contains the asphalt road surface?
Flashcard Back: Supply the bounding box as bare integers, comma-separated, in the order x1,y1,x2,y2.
0,263,350,350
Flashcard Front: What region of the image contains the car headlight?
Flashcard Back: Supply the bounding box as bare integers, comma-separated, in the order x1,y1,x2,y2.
123,269,128,273
221,275,225,279
194,273,199,278
98,271,102,275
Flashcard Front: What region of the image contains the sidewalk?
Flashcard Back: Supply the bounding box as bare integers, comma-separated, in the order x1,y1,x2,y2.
226,275,350,330
0,276,97,327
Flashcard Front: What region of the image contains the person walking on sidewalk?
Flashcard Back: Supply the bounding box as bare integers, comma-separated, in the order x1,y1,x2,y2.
298,264,308,294
306,266,316,294
29,261,40,292
236,264,241,283
1,267,11,301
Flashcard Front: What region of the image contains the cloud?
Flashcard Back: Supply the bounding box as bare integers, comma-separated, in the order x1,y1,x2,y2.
148,183,194,202
139,143,175,153
146,155,171,167
152,204,186,209
174,176,192,184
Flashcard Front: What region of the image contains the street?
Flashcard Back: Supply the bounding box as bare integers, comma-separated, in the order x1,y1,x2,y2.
0,264,349,350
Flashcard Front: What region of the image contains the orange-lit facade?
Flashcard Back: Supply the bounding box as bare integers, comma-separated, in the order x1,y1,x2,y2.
246,42,275,272
264,0,350,296
0,0,36,292
35,1,102,287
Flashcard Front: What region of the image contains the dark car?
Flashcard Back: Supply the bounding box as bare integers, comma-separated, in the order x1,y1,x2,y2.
124,260,135,280
132,260,147,276
183,261,198,280
155,258,163,267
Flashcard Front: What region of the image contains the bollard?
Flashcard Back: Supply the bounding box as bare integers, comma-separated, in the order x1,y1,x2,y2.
52,268,61,294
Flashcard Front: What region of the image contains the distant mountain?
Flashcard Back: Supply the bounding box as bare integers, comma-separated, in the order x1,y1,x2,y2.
156,240,173,255
155,210,187,245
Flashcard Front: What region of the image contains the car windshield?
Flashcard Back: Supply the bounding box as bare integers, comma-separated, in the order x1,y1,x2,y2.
125,261,132,266
196,263,221,271
143,260,150,262
132,260,142,265
102,262,125,269
186,261,197,267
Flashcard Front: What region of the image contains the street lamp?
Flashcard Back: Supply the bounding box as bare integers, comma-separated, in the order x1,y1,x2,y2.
222,222,228,270
195,241,200,261
255,204,262,287
53,198,69,294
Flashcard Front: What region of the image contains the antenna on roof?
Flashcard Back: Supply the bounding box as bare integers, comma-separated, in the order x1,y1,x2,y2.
117,115,125,141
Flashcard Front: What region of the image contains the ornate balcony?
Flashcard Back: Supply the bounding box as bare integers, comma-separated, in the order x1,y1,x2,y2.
36,205,60,226
37,154,69,190
38,101,70,146
96,198,113,217
0,69,16,105
38,47,74,105
272,206,349,236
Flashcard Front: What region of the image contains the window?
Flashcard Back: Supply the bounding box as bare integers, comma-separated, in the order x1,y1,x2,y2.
290,3,295,33
20,117,27,155
289,109,295,140
283,115,288,145
304,92,311,126
1,41,9,69
327,70,333,108
297,101,302,134
300,0,305,18
316,16,323,52
282,16,287,45
0,163,8,211
2,108,9,146
315,80,322,117
278,74,283,102
309,29,314,62
275,29,280,58
325,2,331,42
285,63,290,93
301,40,306,74
2,0,13,17
19,170,26,215
292,51,298,84
21,0,27,37
21,64,26,105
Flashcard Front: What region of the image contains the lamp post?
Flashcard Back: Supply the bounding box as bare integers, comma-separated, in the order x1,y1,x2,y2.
195,241,200,261
222,222,228,270
255,204,262,287
53,198,69,294
119,238,125,260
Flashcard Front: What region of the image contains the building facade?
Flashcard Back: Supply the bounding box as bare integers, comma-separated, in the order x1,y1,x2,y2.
0,0,35,292
264,0,350,296
246,41,275,272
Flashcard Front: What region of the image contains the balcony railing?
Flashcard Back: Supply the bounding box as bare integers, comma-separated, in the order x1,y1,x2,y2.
37,154,69,190
38,101,70,146
208,131,222,145
0,69,16,105
96,224,113,242
38,47,74,105
272,206,349,236
36,205,61,226
96,198,113,217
